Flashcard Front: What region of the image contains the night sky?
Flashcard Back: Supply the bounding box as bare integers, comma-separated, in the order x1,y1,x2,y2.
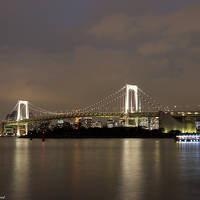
0,0,200,118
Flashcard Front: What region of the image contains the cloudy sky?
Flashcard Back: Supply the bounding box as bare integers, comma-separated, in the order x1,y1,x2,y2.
0,0,200,117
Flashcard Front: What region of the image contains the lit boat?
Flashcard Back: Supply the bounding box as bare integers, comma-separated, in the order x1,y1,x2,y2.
176,134,200,143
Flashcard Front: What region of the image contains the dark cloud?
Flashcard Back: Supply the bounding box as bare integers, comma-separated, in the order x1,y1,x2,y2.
0,1,200,118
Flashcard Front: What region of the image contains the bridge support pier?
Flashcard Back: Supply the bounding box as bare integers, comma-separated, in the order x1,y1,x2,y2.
17,122,28,137
17,124,20,137
124,116,139,127
3,123,16,136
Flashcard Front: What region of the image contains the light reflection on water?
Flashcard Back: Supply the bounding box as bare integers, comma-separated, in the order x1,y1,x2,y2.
0,138,200,200
11,139,31,200
120,140,143,200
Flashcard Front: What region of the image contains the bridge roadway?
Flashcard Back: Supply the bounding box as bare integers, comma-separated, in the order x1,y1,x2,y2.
3,111,160,126
3,110,200,126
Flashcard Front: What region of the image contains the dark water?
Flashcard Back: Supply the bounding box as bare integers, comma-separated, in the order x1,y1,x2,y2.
0,138,200,200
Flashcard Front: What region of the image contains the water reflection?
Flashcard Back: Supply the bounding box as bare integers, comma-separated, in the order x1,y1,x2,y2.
119,139,170,200
1,138,200,200
68,139,122,200
120,139,143,200
41,141,46,169
71,140,81,189
11,139,31,200
176,143,200,199
153,141,161,180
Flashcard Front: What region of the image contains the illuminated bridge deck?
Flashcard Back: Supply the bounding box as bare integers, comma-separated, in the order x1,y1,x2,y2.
3,111,200,126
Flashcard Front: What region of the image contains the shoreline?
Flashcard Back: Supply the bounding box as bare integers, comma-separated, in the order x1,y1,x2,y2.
20,127,178,139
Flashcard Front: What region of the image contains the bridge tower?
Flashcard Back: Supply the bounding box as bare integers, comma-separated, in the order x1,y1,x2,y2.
124,84,141,127
16,100,29,136
125,84,140,114
17,100,29,121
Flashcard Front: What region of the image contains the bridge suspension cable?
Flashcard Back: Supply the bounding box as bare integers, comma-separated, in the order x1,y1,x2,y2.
29,103,59,116
4,84,174,122
138,88,167,112
77,86,126,113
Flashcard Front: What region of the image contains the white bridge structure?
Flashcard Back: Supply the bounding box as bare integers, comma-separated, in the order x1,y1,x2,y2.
125,84,139,113
17,100,29,121
2,84,181,136
8,84,164,121
13,85,146,121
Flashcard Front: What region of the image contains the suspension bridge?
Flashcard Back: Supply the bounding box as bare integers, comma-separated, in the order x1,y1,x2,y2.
1,84,200,136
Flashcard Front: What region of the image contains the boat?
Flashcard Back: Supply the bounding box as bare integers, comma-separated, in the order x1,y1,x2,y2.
175,134,200,143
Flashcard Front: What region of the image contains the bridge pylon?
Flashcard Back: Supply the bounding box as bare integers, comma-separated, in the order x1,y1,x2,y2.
125,84,141,114
16,100,29,136
17,100,29,121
